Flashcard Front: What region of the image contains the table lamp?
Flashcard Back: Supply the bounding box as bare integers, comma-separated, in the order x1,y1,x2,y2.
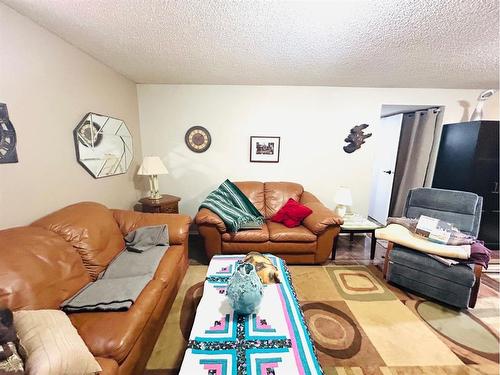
334,187,352,218
137,156,169,200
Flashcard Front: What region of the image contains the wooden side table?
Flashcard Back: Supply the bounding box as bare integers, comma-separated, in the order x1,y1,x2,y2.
331,215,382,260
135,194,181,214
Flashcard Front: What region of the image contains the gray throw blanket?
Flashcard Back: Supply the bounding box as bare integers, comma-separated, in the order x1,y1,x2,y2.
125,224,169,252
103,246,167,279
61,225,169,312
62,275,151,312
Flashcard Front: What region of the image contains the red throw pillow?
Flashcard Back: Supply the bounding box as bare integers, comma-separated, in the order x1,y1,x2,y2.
271,198,313,228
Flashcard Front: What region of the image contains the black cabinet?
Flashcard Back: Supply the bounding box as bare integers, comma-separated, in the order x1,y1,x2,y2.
433,121,499,249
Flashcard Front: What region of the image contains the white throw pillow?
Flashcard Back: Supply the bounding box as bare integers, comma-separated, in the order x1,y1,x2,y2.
14,310,101,375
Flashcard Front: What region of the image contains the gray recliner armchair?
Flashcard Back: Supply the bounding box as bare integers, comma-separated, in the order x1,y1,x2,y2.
382,187,483,309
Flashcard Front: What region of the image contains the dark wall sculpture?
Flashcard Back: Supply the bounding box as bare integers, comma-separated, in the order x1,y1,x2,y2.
343,124,372,153
0,103,18,164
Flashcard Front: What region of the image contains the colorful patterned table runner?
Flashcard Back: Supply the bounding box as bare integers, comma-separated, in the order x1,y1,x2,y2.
179,254,323,375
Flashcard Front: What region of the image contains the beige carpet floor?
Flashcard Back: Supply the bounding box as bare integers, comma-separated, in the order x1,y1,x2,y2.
145,236,500,374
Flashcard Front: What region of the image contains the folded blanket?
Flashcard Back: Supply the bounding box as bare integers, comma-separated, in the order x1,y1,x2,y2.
470,241,492,268
199,179,263,232
387,217,476,245
125,224,169,252
376,224,471,259
420,241,491,269
457,241,492,269
62,275,151,312
62,225,170,313
102,246,167,279
179,255,322,375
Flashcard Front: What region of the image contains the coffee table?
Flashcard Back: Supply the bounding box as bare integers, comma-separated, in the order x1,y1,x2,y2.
331,214,382,260
179,254,322,375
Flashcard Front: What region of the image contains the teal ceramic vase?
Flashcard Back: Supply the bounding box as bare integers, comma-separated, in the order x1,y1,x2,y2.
227,263,263,315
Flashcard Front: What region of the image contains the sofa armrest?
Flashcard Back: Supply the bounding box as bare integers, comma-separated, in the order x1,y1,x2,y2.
195,208,227,233
315,225,341,263
302,202,343,235
198,224,223,260
95,357,118,374
111,209,191,245
300,191,321,204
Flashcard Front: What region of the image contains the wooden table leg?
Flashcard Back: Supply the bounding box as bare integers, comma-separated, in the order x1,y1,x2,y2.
349,232,354,241
331,234,339,260
370,230,376,260
382,241,394,279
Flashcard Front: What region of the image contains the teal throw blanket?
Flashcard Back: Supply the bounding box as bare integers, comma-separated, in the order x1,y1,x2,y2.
200,179,263,233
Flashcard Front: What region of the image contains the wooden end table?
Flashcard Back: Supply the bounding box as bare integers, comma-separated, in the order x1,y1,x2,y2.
331,215,382,260
134,194,181,214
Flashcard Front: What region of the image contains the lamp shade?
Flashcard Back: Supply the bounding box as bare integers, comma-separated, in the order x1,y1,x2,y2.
334,187,352,206
137,156,169,175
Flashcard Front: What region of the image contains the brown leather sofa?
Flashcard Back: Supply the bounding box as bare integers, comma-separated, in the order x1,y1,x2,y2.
195,182,342,264
0,202,191,375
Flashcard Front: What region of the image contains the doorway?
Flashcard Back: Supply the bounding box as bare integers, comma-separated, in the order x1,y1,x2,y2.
368,105,444,224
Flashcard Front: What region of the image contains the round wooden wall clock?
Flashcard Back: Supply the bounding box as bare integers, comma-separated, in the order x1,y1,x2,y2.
185,126,211,153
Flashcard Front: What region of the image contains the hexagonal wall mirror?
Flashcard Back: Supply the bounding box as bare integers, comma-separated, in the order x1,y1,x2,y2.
73,112,133,178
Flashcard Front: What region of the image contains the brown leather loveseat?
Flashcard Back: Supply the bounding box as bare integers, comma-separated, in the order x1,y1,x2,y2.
195,181,342,264
0,202,191,375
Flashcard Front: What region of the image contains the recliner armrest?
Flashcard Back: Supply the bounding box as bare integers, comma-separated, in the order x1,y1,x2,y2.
302,202,343,235
111,209,191,245
195,208,227,233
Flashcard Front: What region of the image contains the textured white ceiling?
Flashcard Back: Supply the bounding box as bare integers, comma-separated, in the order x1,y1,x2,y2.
3,0,499,88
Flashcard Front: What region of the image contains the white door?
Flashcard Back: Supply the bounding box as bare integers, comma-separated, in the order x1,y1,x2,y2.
368,113,403,224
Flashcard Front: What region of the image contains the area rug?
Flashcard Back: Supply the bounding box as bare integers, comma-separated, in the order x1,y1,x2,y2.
145,264,500,375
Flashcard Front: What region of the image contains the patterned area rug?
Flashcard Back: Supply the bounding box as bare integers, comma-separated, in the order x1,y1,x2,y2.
145,264,500,375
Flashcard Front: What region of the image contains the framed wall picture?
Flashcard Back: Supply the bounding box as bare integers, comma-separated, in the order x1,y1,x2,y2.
249,136,280,163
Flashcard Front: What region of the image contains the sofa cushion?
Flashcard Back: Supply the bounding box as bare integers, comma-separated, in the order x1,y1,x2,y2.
221,241,317,254
221,223,269,242
31,202,125,280
264,182,304,219
0,227,91,310
234,181,265,216
390,246,475,287
69,279,165,363
271,198,312,228
268,241,317,253
222,241,269,253
267,221,316,242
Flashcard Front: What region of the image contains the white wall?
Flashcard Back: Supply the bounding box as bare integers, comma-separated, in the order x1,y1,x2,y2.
0,4,142,228
138,85,499,220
